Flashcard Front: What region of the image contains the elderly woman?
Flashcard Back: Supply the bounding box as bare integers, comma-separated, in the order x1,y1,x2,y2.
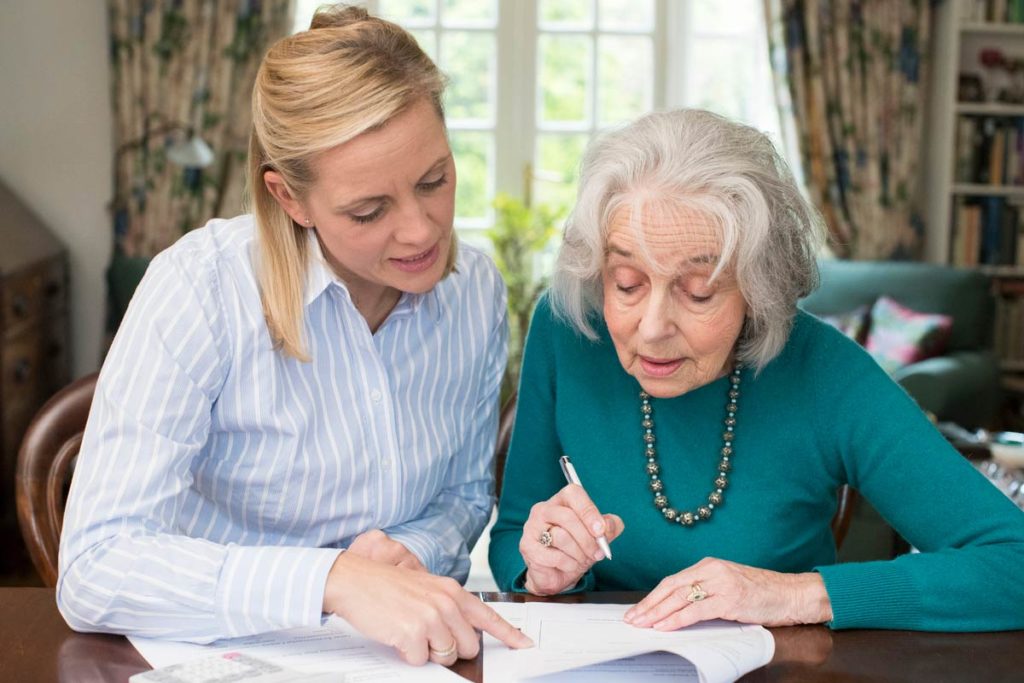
489,109,1024,631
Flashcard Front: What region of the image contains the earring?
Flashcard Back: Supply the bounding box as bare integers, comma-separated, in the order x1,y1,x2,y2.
304,217,312,226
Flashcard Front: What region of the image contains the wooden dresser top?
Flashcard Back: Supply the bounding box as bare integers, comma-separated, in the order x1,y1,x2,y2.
0,179,65,276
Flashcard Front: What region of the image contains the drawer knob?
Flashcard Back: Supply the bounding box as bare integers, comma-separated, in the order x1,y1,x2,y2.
13,359,31,383
44,281,62,298
12,294,29,318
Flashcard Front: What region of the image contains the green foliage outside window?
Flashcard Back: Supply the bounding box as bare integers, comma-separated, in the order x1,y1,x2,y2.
487,193,564,400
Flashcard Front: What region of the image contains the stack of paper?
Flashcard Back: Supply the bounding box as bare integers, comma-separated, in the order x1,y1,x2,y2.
129,602,773,682
129,616,465,682
484,602,774,683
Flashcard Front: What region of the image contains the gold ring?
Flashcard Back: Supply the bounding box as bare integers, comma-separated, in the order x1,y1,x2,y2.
539,529,553,547
429,640,458,659
686,582,707,602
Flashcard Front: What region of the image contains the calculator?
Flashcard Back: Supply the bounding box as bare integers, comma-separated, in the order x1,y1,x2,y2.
129,651,334,683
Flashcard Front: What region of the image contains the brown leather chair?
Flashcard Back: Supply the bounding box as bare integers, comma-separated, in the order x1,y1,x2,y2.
492,392,858,550
15,372,97,586
493,390,518,497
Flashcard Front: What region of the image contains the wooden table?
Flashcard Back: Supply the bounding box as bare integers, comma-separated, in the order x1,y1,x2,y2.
4,588,1023,682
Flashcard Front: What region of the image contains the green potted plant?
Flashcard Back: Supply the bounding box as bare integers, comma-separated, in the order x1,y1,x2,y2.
487,193,564,400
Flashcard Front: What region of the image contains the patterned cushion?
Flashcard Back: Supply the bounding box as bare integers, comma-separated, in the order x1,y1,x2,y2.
865,296,953,374
819,305,871,345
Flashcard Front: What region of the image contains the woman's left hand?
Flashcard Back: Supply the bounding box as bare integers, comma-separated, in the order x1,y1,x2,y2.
624,557,832,629
347,529,426,571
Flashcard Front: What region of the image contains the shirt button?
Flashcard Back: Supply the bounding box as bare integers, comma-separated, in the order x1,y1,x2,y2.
370,389,383,403
381,457,392,471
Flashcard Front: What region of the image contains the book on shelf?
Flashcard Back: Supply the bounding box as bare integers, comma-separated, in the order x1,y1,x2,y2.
963,0,988,22
995,0,1009,23
994,278,1024,367
995,294,1024,363
1012,0,1024,23
982,196,1003,264
951,196,1023,266
956,117,978,182
965,0,1024,22
955,116,1024,185
1002,197,1024,265
1015,219,1024,264
953,198,981,266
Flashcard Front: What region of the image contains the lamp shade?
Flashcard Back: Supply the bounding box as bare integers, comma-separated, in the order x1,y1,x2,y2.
167,135,215,168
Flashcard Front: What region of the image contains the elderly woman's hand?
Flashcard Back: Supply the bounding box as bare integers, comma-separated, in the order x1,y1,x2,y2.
520,484,624,596
623,557,832,629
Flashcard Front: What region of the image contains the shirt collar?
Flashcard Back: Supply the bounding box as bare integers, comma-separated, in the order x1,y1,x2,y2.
302,231,445,323
302,231,336,307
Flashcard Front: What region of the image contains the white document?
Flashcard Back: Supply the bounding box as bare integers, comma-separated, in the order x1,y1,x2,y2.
483,602,774,683
129,615,465,682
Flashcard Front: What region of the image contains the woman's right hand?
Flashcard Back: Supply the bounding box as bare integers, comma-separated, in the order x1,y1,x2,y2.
323,553,533,666
520,484,624,596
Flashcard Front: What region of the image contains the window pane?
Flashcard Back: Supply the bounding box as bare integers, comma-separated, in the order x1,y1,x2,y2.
378,0,436,25
441,31,494,122
693,0,758,34
598,0,654,31
410,29,437,62
534,133,587,210
538,35,591,125
451,131,493,221
598,36,652,125
539,0,594,29
687,37,755,122
442,0,496,26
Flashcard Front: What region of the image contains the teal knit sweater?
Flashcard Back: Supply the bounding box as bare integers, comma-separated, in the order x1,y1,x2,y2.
489,296,1024,631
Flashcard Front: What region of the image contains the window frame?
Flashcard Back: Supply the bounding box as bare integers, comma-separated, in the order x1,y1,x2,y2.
291,1,784,239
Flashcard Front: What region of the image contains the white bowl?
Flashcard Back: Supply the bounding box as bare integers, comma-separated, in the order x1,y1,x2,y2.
990,441,1024,469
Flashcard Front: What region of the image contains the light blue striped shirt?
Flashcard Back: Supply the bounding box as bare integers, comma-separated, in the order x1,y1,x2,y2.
57,215,507,643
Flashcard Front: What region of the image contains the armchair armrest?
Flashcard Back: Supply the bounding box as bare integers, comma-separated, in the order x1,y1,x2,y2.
892,351,1001,428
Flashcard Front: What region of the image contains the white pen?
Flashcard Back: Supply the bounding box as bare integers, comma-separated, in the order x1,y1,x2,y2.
559,455,613,560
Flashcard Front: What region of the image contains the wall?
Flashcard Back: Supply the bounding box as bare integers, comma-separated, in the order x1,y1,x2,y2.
0,1,113,378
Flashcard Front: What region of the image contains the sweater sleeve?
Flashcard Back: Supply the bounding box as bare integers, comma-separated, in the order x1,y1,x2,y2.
488,296,597,593
812,336,1024,631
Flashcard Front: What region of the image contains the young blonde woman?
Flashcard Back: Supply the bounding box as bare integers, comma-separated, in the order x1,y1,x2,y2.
57,5,530,665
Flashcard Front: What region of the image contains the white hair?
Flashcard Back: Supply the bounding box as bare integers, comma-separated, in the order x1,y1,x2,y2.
550,108,825,372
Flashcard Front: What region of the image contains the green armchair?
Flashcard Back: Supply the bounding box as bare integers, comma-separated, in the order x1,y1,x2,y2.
106,252,151,333
800,260,1000,429
801,260,1001,561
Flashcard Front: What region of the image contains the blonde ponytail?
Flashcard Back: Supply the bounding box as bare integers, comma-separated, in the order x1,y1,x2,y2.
247,3,446,359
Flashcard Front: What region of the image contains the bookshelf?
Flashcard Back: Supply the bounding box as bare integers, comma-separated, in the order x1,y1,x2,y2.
925,1,1024,417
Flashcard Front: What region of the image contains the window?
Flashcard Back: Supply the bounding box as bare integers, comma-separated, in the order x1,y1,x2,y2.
678,0,783,152
293,0,784,245
531,0,658,210
374,1,499,235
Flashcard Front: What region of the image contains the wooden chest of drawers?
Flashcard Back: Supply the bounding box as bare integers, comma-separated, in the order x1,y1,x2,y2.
0,181,70,558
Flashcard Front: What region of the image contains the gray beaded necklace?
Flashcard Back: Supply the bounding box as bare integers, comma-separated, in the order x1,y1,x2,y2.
641,363,741,526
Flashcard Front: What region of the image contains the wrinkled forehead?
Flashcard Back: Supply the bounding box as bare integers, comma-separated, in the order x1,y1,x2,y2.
603,200,727,277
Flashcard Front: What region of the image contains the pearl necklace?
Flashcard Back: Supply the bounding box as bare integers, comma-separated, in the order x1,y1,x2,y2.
640,364,741,526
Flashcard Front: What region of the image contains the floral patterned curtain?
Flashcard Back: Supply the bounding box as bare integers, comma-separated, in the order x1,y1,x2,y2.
764,0,932,259
108,0,292,258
